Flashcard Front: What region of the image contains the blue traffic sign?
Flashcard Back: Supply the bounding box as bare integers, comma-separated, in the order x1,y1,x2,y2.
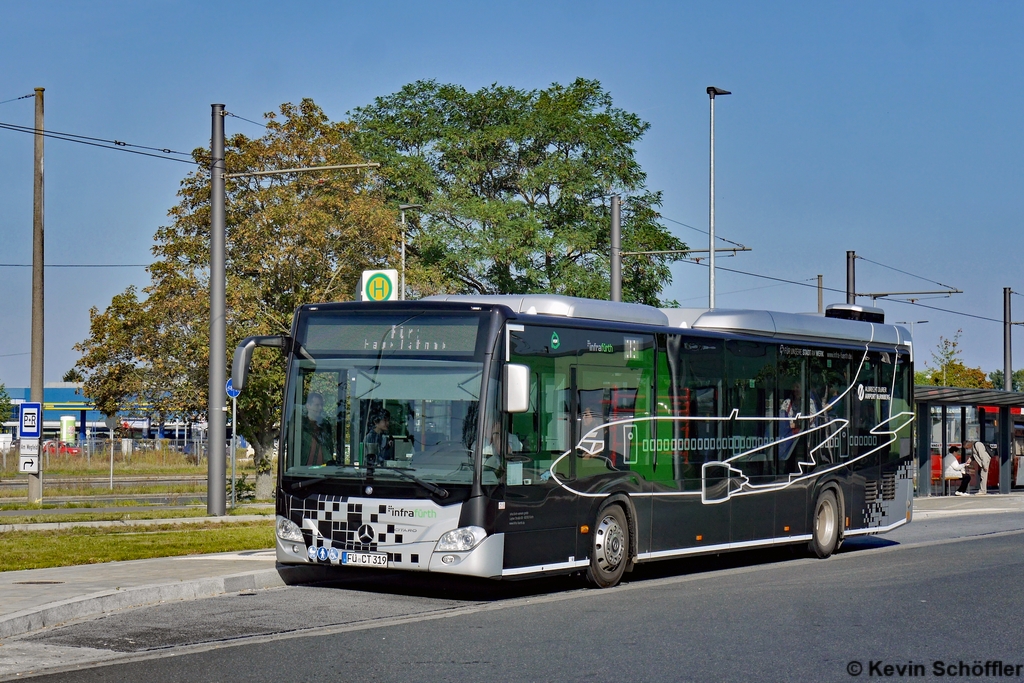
19,403,41,439
226,378,241,399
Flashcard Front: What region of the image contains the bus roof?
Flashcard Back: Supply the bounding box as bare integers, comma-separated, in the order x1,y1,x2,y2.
420,294,909,347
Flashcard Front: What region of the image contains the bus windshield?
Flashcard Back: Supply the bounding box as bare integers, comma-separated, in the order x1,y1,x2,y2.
280,312,495,488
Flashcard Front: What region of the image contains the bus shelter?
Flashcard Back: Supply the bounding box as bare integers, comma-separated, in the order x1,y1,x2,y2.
915,386,1024,497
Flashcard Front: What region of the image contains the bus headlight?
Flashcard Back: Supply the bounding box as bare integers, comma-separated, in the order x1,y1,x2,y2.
435,526,487,552
276,516,304,543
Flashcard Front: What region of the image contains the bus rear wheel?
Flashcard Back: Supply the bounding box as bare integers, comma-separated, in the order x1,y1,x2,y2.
809,490,839,558
587,505,629,588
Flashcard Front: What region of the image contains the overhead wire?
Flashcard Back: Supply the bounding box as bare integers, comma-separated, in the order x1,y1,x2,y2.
678,258,1011,325
0,263,148,268
225,112,267,128
0,93,35,106
855,254,958,291
661,216,748,248
0,121,199,165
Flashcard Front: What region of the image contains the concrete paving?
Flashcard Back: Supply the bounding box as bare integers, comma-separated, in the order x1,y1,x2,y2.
0,548,335,641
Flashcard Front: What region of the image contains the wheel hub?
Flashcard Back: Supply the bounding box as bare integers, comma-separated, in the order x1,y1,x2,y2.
596,514,625,570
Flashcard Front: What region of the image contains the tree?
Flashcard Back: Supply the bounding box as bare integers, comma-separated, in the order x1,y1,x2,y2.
351,78,687,304
75,100,398,496
920,330,993,389
987,368,1024,392
62,368,84,383
0,383,11,428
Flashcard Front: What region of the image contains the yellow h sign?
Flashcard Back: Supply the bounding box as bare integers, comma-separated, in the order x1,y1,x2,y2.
359,269,399,301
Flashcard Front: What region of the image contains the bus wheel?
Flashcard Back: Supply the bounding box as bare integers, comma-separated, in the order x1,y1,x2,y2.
809,490,839,558
587,505,629,588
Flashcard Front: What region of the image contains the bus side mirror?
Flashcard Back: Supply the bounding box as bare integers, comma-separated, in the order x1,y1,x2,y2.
504,364,530,413
232,335,288,391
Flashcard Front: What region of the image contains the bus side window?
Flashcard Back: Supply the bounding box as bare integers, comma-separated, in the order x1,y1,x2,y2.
680,338,724,465
725,340,776,477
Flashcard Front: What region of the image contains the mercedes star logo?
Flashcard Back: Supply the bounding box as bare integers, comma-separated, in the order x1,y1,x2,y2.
357,524,375,544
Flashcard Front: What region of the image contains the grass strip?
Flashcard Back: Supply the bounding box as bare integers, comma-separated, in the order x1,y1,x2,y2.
0,521,274,572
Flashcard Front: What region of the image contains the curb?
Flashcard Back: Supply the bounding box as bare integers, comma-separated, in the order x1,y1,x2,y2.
0,564,337,640
0,514,272,533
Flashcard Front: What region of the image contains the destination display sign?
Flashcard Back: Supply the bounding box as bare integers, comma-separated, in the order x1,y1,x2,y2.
303,315,481,356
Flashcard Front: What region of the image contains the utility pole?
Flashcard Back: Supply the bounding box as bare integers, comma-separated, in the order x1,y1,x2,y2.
1004,287,1012,392
208,104,226,516
29,87,44,504
610,195,621,302
846,251,856,305
398,204,423,300
206,101,380,514
817,274,823,314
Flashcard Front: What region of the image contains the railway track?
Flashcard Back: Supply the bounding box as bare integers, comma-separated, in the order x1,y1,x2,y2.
0,475,207,493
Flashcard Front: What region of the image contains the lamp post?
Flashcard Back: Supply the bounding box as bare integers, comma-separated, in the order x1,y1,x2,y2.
707,86,730,309
398,204,422,301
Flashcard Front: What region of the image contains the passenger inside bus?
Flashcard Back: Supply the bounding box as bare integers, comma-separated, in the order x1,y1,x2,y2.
778,382,801,468
302,391,335,466
363,409,394,463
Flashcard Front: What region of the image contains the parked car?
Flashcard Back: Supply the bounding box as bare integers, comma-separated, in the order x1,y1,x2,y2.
41,440,81,456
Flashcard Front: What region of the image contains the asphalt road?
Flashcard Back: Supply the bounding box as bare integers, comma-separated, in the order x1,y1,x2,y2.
9,507,1024,682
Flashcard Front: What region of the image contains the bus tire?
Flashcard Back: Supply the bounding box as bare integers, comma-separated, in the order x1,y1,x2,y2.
586,505,629,588
809,489,839,558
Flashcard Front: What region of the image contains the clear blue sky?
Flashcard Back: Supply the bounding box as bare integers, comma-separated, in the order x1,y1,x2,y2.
2,1,1022,387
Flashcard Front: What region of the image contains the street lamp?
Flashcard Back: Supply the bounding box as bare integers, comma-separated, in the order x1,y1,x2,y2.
398,204,423,301
707,86,731,309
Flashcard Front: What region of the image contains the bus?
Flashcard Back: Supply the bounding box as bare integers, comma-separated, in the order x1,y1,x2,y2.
232,295,914,588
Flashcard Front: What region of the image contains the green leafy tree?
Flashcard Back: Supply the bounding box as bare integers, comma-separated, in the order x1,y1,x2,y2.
0,383,12,428
987,368,1024,392
62,368,84,383
351,78,686,304
920,330,993,389
75,100,398,495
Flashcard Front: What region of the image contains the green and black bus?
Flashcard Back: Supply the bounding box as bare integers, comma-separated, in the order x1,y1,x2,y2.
232,295,914,588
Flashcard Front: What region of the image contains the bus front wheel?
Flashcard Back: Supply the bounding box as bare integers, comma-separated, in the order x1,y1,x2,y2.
587,505,629,588
809,490,839,558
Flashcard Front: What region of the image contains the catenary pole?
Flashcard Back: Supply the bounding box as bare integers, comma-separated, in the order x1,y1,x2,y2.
208,104,227,516
29,87,44,504
846,251,856,305
610,195,621,302
1004,287,1012,392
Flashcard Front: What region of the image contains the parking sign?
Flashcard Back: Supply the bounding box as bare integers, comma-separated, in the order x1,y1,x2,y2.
19,402,41,439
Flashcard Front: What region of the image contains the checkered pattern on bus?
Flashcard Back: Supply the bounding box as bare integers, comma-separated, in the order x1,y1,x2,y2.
288,493,414,564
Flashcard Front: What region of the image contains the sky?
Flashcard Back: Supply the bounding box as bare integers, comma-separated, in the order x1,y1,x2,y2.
1,1,1023,387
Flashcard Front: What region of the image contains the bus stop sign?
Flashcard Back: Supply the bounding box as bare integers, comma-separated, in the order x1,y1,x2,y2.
358,269,399,302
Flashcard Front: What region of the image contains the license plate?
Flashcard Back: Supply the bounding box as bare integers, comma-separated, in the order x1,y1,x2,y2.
341,551,388,567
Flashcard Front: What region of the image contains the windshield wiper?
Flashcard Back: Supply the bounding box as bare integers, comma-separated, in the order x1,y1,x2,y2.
370,466,449,499
284,475,328,492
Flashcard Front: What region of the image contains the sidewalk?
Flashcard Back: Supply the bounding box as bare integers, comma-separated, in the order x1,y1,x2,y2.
911,490,1024,518
0,546,334,640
